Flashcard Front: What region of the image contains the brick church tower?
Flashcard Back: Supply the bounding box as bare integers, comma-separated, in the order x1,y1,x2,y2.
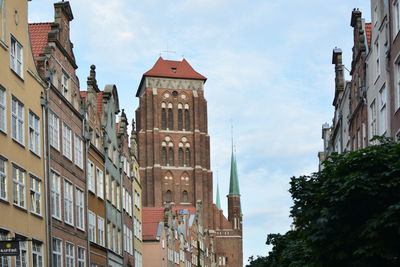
135,57,214,228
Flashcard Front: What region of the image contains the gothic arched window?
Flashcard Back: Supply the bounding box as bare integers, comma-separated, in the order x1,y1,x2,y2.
178,148,184,167
168,108,173,130
168,147,174,166
161,147,167,166
182,190,188,202
166,190,172,203
185,148,191,166
178,108,183,131
184,105,190,131
161,108,167,130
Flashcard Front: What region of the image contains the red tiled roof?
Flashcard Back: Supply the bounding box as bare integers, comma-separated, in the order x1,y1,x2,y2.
97,92,103,116
144,57,206,81
116,123,119,133
28,23,51,63
143,207,165,240
365,22,371,47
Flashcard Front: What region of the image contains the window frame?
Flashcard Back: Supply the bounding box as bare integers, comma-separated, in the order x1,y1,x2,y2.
87,159,95,193
74,134,83,169
11,95,24,145
30,175,42,216
62,122,72,160
88,210,96,243
12,164,26,209
77,246,85,267
49,110,60,150
96,167,104,199
97,216,105,246
75,187,85,231
65,242,74,267
64,178,74,226
0,86,6,134
32,241,43,267
29,111,41,156
0,157,7,201
10,34,23,78
50,170,62,220
52,238,63,267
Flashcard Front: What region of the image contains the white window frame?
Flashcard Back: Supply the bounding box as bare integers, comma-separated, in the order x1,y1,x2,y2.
10,34,23,78
64,179,74,226
65,242,75,267
370,100,377,142
0,232,10,266
32,241,43,267
87,160,95,193
61,71,69,99
29,111,40,156
30,175,42,216
77,247,85,267
97,216,105,246
11,96,24,145
0,86,6,133
15,240,27,267
395,0,400,36
96,167,103,199
49,110,59,150
0,157,7,201
74,134,83,169
62,123,72,160
379,86,387,135
51,170,61,220
88,210,96,243
52,238,63,267
75,187,85,231
12,164,26,208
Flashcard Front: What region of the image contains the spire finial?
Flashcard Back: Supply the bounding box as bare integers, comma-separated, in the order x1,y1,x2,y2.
216,168,221,210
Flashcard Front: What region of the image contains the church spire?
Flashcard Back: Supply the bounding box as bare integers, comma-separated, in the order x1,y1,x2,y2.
216,171,221,210
229,142,240,196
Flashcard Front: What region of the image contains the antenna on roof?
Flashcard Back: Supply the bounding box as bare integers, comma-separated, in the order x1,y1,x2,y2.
160,41,176,59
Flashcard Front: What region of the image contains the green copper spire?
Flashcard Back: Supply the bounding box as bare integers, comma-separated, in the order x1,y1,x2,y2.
216,177,221,210
229,147,240,196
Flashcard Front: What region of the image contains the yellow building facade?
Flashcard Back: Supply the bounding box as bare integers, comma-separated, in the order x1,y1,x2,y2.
0,0,47,266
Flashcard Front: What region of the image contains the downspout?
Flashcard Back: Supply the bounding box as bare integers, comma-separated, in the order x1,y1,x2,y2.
83,111,91,265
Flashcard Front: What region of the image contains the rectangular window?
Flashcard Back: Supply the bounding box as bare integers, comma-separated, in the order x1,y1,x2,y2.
61,71,69,100
52,238,62,267
0,232,10,266
376,41,380,78
30,175,41,215
117,184,120,210
0,157,7,200
76,187,85,231
0,86,6,133
11,96,24,145
15,240,27,267
62,123,72,160
379,86,387,135
65,242,74,267
74,134,83,169
10,35,23,77
122,187,125,211
370,100,377,142
395,1,400,36
64,179,74,226
49,111,59,150
88,210,96,243
112,226,116,251
117,228,121,254
107,222,111,250
105,172,110,201
87,160,95,193
96,167,103,199
77,247,85,267
32,241,43,267
29,111,40,155
51,170,61,219
13,164,25,208
111,179,116,206
396,62,400,111
97,216,105,246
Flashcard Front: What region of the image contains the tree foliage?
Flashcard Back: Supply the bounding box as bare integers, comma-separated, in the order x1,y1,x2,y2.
248,139,400,267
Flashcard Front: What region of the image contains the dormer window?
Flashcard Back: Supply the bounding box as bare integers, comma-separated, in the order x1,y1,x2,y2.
62,70,70,100
171,67,176,73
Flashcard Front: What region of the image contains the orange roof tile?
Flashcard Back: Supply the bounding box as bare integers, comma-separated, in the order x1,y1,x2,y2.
144,57,206,81
97,92,103,116
142,207,165,240
28,23,51,63
365,22,371,48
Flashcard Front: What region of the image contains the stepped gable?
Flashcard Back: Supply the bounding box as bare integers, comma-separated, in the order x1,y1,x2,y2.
28,22,51,63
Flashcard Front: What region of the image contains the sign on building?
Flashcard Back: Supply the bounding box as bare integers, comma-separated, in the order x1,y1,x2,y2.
0,241,20,256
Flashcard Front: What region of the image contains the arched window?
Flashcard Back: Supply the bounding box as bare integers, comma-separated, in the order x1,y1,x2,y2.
161,108,167,130
178,148,184,167
168,147,174,166
161,147,167,165
178,108,183,130
168,108,173,130
185,108,190,131
166,190,172,203
182,190,188,202
185,148,191,166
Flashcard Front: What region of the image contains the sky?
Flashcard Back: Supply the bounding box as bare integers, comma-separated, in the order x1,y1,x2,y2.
29,0,371,265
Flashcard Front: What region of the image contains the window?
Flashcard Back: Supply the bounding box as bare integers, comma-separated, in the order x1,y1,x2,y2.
178,108,183,130
117,184,120,210
396,62,400,110
88,210,96,243
179,148,184,166
376,41,380,78
10,35,23,77
52,238,62,267
74,134,83,168
13,164,25,208
62,71,69,99
96,167,103,199
30,175,41,215
112,226,116,251
117,228,121,254
87,160,95,193
182,190,188,202
28,112,40,155
111,179,116,206
0,232,10,266
107,222,112,250
75,187,84,231
379,86,387,135
51,170,61,219
62,123,72,160
64,179,74,225
97,216,105,246
105,172,110,201
65,242,74,267
0,157,7,200
186,148,191,166
15,240,27,267
161,106,167,130
49,111,59,150
0,86,6,133
357,129,361,150
374,5,378,26
168,108,173,130
77,247,85,267
32,241,43,267
185,106,190,131
166,190,172,203
162,147,167,166
370,100,377,141
168,147,174,166
122,187,126,211
11,96,24,145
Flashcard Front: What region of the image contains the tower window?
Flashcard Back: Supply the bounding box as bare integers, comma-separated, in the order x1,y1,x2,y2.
166,190,172,203
185,109,190,131
162,147,167,166
161,108,167,130
182,190,188,202
168,147,174,166
178,108,183,130
185,148,191,166
178,148,184,167
168,108,173,130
